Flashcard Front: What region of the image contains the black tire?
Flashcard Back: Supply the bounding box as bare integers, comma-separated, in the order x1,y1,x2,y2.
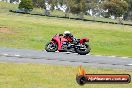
45,42,58,52
76,75,86,85
76,44,91,55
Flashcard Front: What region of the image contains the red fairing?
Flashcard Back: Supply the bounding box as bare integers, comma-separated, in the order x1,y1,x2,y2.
51,34,68,50
80,38,89,44
52,35,61,50
64,36,73,42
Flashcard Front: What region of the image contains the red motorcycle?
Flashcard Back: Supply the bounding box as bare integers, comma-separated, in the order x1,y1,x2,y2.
45,34,91,55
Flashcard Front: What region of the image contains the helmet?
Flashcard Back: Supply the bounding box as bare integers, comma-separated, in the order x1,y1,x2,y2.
64,31,71,36
64,31,71,35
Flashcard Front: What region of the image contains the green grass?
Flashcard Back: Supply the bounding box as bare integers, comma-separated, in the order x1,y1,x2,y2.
0,1,132,24
0,62,131,88
0,2,132,57
0,2,18,13
0,12,132,57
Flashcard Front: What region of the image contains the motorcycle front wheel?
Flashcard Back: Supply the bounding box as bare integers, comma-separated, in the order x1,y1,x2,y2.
76,44,91,55
45,42,58,52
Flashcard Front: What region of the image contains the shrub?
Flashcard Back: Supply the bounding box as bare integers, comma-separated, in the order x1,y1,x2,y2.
18,0,33,13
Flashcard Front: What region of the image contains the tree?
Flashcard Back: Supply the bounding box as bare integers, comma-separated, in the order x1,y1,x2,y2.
102,0,128,18
85,0,102,20
70,0,87,19
32,0,45,8
32,0,53,16
48,0,58,11
58,0,76,18
123,0,132,20
19,0,33,13
58,0,87,19
85,0,99,15
46,0,88,19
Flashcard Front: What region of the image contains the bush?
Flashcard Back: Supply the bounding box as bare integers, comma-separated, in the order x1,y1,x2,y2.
18,0,33,13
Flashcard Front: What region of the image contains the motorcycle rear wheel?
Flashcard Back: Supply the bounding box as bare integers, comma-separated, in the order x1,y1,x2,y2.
76,44,90,55
45,42,58,52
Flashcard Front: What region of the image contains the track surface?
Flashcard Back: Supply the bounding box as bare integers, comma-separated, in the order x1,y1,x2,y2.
0,47,132,70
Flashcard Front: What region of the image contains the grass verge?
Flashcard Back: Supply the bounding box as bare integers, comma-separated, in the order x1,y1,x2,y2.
0,2,132,57
0,13,132,57
0,62,131,88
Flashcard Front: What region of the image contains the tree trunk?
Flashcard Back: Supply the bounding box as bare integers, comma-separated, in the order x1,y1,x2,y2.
80,12,84,20
68,7,71,19
44,9,50,16
117,17,123,24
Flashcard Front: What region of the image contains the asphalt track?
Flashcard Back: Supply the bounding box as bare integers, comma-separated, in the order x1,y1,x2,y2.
0,47,132,70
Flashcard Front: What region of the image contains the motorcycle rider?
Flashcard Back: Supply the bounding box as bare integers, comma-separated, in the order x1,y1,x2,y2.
63,31,77,43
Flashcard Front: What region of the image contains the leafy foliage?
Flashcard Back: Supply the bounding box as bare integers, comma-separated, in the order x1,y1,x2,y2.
123,0,132,20
102,0,128,17
19,0,33,13
20,0,131,20
32,0,45,9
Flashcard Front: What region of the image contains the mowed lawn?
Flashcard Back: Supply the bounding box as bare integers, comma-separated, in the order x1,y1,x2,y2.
0,62,131,88
0,2,132,88
0,13,132,57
